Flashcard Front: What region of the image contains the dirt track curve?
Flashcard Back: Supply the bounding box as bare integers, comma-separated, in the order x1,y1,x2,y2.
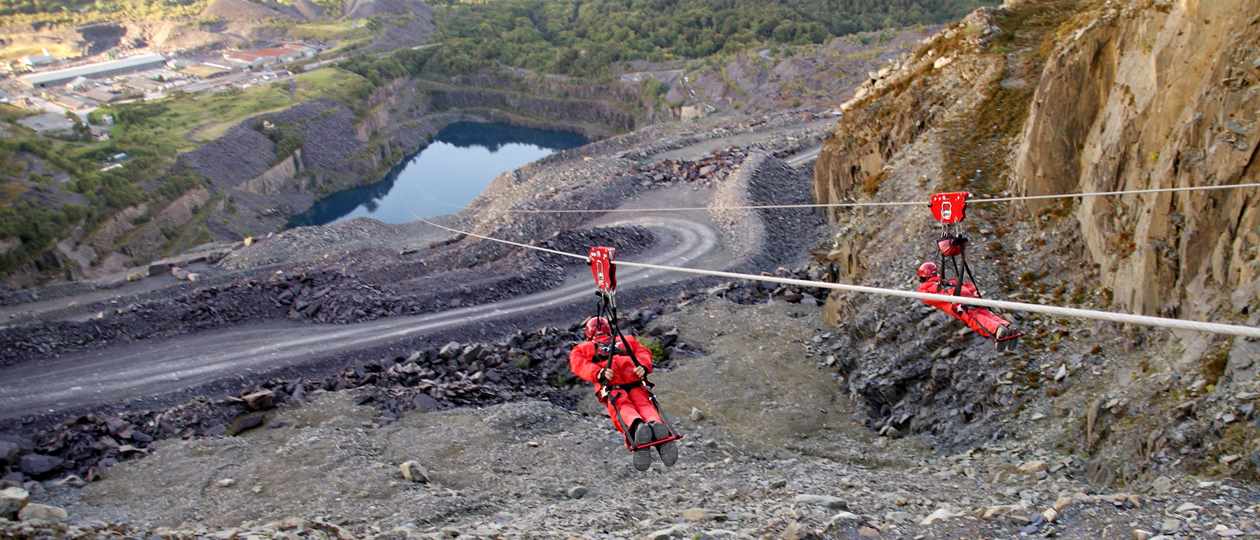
0,217,720,418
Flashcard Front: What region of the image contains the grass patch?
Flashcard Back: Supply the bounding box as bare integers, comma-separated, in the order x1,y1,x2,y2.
161,192,218,256
0,181,28,205
110,67,371,154
939,0,1084,193
0,105,35,122
638,336,667,363
282,19,370,41
0,41,78,62
862,169,888,195
1205,423,1258,481
1199,340,1232,387
0,0,207,28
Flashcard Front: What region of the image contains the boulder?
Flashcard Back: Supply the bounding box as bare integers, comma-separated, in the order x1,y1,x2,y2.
241,390,276,411
18,454,63,478
0,441,18,467
400,461,429,483
794,494,848,510
439,342,463,359
0,486,28,519
459,344,485,362
1213,525,1245,537
226,412,266,435
18,503,67,523
921,506,963,525
1017,460,1048,474
147,262,172,277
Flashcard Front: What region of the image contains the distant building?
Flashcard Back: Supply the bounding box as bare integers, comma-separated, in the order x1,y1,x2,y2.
20,54,56,68
50,93,92,112
18,53,166,89
66,76,90,91
223,45,315,68
82,86,129,104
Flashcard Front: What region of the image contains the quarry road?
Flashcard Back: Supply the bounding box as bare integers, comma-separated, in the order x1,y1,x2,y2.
0,216,720,419
786,145,821,167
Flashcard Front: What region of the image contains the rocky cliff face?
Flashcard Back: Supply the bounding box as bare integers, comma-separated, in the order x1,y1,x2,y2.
1013,0,1259,320
818,0,1259,319
812,0,1260,484
419,72,643,137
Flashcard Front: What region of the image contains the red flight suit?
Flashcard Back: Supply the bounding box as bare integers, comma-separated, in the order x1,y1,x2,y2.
917,276,1009,339
569,335,662,433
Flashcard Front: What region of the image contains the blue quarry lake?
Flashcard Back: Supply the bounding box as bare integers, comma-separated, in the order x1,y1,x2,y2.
289,122,588,227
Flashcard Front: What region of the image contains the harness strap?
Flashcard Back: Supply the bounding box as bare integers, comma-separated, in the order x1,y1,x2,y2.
605,382,647,391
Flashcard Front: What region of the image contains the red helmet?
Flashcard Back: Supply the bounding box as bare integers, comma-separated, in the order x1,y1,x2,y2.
917,261,939,281
584,317,612,339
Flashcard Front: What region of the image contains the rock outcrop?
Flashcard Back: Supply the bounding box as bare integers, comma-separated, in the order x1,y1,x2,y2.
813,7,1004,223
1013,0,1260,319
811,0,1260,483
419,73,641,137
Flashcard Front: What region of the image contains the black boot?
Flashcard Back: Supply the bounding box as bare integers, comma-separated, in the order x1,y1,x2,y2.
631,421,653,471
649,422,678,467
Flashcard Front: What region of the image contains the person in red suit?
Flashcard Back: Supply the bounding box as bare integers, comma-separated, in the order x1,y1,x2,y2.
569,316,678,471
916,261,1015,342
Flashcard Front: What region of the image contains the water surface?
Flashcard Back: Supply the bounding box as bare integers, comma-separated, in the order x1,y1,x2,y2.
290,122,587,226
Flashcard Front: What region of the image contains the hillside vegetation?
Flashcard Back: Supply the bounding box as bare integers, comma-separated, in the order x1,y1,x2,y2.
0,68,370,277
0,0,206,26
428,0,999,76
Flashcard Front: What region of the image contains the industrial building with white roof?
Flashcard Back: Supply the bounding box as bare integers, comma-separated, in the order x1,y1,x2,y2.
18,53,167,88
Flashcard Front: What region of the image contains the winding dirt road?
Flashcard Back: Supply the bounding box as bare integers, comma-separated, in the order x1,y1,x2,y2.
0,217,720,418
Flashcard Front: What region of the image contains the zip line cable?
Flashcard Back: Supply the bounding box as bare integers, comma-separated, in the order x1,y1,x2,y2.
416,218,1260,339
504,182,1260,214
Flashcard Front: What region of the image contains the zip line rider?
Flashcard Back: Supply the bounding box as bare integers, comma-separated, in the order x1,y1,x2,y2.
920,192,1021,347
569,317,678,471
572,246,682,471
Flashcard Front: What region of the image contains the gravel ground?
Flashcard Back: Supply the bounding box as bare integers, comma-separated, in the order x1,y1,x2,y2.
6,300,1255,539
